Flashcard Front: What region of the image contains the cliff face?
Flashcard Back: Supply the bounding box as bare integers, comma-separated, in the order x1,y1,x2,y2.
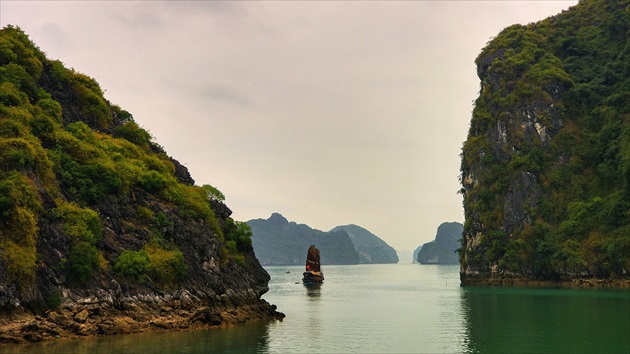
460,0,630,285
248,213,360,266
330,225,399,264
416,222,462,265
0,26,282,343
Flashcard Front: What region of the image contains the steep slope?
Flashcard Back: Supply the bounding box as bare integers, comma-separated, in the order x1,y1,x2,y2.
413,246,422,263
248,213,360,266
416,222,462,265
460,0,630,285
330,225,398,264
0,26,282,343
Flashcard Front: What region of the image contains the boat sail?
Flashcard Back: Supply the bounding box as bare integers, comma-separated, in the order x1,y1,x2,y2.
302,245,324,283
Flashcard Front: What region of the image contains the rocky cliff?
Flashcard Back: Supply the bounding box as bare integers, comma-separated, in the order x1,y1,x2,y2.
460,0,630,286
416,222,462,265
330,225,398,264
412,246,422,263
248,213,360,266
0,26,282,343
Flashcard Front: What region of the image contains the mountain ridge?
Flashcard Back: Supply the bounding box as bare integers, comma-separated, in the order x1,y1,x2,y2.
248,213,397,265
330,224,398,264
248,213,360,266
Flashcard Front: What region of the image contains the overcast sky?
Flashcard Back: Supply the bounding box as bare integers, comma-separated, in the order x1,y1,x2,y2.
2,1,577,251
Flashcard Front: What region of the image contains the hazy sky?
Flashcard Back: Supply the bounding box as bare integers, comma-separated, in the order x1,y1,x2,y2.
1,1,577,251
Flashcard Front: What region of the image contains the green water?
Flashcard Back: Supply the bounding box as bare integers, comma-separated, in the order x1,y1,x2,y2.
3,264,629,353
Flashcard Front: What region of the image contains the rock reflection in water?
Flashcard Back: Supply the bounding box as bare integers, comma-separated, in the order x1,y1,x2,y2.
2,321,272,354
461,286,630,353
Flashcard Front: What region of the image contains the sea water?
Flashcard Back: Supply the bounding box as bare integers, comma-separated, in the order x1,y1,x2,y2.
4,264,629,353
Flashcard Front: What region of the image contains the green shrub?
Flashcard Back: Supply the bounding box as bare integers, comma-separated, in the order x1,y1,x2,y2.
35,98,62,123
71,73,111,129
0,82,28,107
144,244,187,285
50,129,101,163
163,184,217,226
111,104,134,125
0,119,29,138
2,206,38,247
136,206,154,223
52,148,122,205
114,121,151,148
0,240,36,284
0,170,40,287
226,240,237,254
0,26,44,79
222,218,253,252
202,184,225,202
69,241,99,284
0,137,37,170
233,254,246,267
144,155,174,174
54,200,102,245
46,289,62,309
0,63,37,98
29,113,57,139
0,171,41,216
138,170,168,192
114,245,187,285
154,211,171,229
66,121,98,145
550,239,586,275
114,250,149,279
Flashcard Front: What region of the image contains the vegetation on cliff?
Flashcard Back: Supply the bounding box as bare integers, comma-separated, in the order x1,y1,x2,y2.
460,0,630,282
0,25,275,333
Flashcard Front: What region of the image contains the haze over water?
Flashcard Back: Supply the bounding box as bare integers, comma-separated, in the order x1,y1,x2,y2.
7,264,629,353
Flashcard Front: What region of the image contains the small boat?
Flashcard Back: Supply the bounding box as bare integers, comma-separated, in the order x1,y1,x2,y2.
302,245,324,283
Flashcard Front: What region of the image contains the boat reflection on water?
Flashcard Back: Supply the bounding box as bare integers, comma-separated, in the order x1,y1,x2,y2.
304,282,322,299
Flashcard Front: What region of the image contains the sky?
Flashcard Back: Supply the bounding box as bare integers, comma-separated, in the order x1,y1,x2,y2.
1,0,577,251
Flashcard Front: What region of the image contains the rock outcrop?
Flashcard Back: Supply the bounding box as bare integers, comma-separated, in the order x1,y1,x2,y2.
0,26,282,343
460,0,630,285
416,222,462,265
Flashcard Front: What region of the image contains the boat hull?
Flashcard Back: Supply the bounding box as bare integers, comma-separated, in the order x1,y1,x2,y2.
302,271,324,283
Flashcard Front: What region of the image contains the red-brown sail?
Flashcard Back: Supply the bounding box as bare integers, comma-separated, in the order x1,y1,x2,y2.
305,245,321,272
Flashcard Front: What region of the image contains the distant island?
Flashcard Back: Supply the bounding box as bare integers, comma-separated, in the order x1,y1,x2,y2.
248,213,397,265
248,213,360,265
331,225,398,264
415,222,463,265
412,246,422,263
459,0,630,286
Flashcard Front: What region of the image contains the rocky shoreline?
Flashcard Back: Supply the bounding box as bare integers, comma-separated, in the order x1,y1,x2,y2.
0,289,284,344
460,275,630,288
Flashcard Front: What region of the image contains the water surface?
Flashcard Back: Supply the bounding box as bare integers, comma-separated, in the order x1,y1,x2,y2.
3,264,628,353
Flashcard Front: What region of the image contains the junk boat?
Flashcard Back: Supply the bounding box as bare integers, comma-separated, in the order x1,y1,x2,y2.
302,245,324,283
